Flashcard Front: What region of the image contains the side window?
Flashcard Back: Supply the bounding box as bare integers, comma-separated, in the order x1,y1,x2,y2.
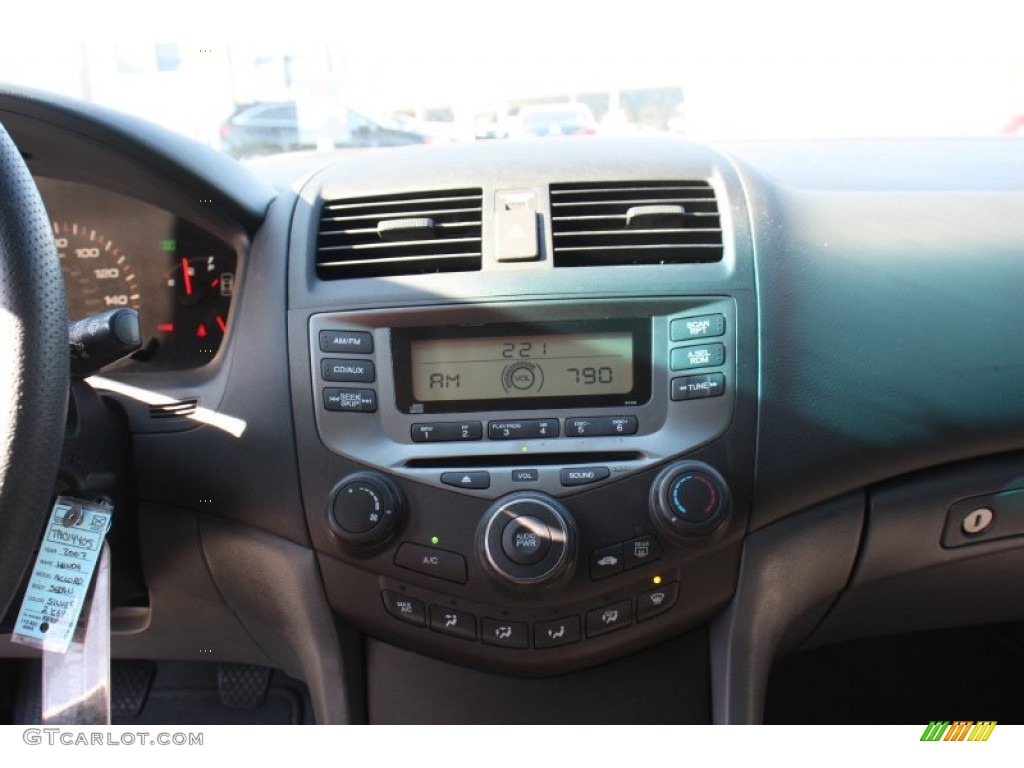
347,110,372,132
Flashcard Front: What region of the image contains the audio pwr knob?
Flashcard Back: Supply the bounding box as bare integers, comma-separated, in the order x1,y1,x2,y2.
479,492,577,587
650,461,730,537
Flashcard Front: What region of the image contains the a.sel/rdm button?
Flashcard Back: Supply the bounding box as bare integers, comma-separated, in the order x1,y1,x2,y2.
670,343,725,371
560,466,611,487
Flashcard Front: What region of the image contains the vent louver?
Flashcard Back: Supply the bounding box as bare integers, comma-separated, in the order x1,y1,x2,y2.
317,189,483,279
148,398,198,420
550,181,723,266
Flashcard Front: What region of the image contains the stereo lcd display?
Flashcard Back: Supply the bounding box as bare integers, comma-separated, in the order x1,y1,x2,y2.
393,319,651,414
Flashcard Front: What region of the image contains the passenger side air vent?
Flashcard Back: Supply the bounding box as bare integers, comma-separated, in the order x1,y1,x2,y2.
317,189,483,279
550,181,723,266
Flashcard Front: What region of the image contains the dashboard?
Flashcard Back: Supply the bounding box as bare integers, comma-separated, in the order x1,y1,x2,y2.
3,86,1024,725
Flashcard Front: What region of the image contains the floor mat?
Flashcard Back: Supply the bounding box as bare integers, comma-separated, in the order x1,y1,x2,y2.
9,660,314,725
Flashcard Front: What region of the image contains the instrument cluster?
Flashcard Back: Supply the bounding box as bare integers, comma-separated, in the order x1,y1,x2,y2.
37,178,237,371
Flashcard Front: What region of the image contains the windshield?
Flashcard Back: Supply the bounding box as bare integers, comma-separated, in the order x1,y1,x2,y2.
2,4,1021,160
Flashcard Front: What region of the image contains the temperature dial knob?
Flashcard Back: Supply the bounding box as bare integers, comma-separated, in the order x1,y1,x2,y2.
479,492,577,588
650,461,730,537
327,472,404,548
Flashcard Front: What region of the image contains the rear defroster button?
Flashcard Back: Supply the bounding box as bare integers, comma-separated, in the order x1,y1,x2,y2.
560,467,611,487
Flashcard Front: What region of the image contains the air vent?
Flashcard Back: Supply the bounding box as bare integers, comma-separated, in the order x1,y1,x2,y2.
317,189,482,279
149,398,199,420
550,181,723,266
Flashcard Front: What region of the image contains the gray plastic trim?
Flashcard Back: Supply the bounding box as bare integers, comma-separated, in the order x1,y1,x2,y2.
709,492,864,724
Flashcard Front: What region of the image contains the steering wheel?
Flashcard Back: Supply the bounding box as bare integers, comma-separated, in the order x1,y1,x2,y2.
0,122,68,621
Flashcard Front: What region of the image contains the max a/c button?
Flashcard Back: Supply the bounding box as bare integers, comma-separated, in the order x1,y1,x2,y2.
560,466,610,487
394,543,468,584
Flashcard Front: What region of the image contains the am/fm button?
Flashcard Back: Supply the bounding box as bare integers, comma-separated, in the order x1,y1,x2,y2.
560,466,611,487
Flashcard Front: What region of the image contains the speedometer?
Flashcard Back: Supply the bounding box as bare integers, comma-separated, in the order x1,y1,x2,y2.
53,222,141,321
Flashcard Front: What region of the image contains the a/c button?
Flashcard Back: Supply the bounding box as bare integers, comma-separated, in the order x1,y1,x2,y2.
394,543,468,584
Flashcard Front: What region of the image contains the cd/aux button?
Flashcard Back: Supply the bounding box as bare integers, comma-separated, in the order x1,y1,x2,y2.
321,358,375,383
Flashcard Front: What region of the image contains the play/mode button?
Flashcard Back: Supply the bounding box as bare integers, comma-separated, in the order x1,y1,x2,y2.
440,471,491,490
560,466,611,487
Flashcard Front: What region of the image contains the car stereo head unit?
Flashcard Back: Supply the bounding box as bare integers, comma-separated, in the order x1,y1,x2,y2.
309,297,736,499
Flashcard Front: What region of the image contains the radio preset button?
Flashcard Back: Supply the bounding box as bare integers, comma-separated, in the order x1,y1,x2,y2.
319,330,373,354
488,419,560,440
394,543,468,584
566,416,638,437
671,373,725,401
670,343,725,371
323,388,377,412
670,314,725,342
440,471,491,490
411,421,483,442
321,358,375,383
560,466,611,487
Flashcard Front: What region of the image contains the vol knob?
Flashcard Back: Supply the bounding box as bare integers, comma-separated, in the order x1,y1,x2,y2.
479,492,577,587
650,461,730,537
327,472,404,548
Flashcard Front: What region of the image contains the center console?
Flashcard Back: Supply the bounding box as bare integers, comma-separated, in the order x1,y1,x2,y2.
285,138,756,677
290,294,753,675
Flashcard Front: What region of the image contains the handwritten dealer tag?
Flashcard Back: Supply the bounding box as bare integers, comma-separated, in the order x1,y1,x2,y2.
11,497,113,654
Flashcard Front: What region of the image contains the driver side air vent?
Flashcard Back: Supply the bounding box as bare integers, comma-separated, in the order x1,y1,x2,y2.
550,181,723,266
317,188,483,279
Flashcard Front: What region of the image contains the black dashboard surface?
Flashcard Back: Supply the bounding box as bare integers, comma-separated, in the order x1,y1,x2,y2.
2,86,1024,724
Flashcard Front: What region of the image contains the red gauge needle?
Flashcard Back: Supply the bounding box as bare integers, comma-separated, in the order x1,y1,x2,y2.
182,257,193,296
216,316,227,333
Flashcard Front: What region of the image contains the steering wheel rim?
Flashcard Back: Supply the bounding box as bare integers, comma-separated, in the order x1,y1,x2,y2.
0,121,68,621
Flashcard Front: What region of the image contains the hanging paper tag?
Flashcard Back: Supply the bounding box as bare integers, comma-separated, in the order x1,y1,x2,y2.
10,496,113,654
